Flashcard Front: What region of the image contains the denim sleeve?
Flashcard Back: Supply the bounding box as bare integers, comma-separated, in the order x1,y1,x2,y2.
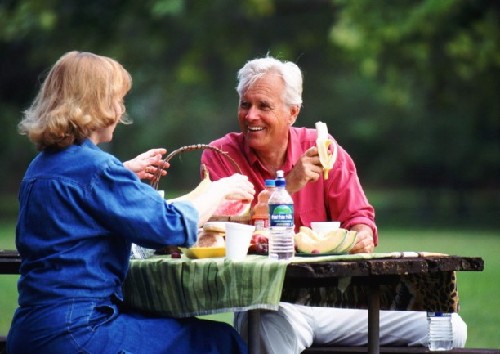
87,160,199,249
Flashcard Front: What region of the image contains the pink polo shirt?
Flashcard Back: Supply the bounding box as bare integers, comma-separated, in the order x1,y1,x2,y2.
201,127,378,245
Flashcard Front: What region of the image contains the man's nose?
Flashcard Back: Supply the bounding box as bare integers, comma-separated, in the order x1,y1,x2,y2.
245,106,259,120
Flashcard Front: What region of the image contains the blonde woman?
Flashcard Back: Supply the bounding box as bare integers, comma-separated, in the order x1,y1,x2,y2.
8,51,253,354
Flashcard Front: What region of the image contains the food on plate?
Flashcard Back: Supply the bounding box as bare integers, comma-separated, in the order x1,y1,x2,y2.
203,222,226,233
294,226,356,254
194,223,226,248
315,121,337,180
213,199,251,217
248,230,269,255
195,231,225,248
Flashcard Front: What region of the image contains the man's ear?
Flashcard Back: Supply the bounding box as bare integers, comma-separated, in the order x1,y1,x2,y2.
289,105,300,125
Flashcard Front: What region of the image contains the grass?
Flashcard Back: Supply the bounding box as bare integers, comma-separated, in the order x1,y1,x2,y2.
1,223,499,349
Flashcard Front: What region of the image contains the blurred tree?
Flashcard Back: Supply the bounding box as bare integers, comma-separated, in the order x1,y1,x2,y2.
330,0,500,190
0,0,498,218
0,0,341,194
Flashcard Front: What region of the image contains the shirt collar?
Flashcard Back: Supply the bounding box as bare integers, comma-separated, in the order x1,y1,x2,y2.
243,127,297,174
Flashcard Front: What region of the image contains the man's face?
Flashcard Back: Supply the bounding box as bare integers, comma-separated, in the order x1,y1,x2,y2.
238,73,298,153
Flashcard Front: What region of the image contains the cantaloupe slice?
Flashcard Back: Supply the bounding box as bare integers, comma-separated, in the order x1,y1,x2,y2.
295,228,347,253
299,226,322,241
331,230,357,253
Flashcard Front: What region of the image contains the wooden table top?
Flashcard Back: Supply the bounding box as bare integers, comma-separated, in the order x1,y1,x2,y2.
284,255,484,287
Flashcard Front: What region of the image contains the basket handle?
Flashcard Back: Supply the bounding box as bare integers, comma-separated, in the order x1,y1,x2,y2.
150,144,241,189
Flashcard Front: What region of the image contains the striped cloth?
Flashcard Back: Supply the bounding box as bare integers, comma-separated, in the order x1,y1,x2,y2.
123,255,288,317
122,253,414,317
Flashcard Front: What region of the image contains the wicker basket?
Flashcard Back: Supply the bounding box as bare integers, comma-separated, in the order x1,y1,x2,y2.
151,144,251,224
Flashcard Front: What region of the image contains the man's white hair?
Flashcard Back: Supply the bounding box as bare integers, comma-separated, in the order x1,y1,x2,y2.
236,55,303,108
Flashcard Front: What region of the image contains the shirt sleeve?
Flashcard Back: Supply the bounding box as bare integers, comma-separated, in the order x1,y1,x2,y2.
87,160,199,249
326,146,378,245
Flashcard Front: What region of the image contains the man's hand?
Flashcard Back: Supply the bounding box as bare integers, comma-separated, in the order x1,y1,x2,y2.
123,148,169,181
285,146,324,194
349,224,375,254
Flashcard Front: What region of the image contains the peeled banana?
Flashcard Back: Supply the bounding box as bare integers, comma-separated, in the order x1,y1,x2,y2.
315,121,337,180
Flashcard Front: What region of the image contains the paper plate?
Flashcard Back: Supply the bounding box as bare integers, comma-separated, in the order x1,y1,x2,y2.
183,247,225,259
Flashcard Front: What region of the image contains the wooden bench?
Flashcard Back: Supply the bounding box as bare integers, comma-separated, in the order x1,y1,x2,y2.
2,340,492,354
0,336,497,354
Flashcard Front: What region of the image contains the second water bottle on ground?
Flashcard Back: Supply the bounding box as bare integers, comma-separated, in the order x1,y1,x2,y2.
427,312,453,351
268,170,295,260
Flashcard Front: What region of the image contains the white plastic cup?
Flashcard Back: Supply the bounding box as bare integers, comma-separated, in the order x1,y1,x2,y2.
225,222,255,261
310,221,340,235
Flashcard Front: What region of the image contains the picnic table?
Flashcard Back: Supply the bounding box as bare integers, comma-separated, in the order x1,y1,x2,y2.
122,252,485,354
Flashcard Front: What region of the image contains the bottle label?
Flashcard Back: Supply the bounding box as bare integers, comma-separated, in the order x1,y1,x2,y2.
269,203,294,227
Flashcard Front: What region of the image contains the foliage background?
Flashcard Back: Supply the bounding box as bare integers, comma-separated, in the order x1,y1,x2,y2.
1,0,499,228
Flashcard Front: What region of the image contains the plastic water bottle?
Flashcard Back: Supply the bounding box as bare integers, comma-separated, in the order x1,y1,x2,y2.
427,312,453,351
251,179,276,231
268,170,294,260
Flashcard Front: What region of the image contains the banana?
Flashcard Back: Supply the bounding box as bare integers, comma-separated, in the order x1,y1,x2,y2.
171,164,212,202
315,121,337,180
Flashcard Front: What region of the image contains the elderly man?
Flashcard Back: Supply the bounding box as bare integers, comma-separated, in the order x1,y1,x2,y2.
201,55,467,353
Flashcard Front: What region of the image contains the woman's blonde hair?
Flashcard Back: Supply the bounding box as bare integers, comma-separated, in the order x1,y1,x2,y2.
19,51,132,150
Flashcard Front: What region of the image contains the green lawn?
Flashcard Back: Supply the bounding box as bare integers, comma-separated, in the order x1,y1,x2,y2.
1,224,499,349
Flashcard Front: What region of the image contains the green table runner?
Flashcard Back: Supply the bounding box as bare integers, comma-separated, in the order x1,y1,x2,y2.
123,255,287,317
122,252,415,317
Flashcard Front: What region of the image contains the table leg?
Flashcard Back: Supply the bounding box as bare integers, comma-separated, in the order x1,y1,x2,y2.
248,309,261,354
368,285,380,354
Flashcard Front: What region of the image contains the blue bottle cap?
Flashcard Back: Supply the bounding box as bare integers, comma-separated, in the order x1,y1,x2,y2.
265,179,275,187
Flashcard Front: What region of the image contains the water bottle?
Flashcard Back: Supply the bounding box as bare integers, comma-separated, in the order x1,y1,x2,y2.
268,170,294,260
251,179,276,231
427,311,453,351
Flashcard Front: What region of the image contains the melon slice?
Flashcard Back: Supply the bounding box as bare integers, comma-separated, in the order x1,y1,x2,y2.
213,199,251,217
299,226,323,241
331,230,357,253
295,227,347,253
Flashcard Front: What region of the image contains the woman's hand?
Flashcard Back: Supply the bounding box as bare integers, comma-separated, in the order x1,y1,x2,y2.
188,173,255,226
123,148,169,181
213,173,256,202
349,224,375,254
285,146,323,194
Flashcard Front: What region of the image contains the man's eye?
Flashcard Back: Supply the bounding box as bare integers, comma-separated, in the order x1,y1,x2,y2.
260,103,271,111
240,102,250,109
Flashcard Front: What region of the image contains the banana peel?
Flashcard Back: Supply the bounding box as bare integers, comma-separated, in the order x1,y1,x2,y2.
315,121,337,180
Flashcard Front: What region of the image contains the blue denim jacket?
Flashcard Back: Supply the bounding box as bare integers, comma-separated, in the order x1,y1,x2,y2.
8,139,247,353
15,138,198,306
